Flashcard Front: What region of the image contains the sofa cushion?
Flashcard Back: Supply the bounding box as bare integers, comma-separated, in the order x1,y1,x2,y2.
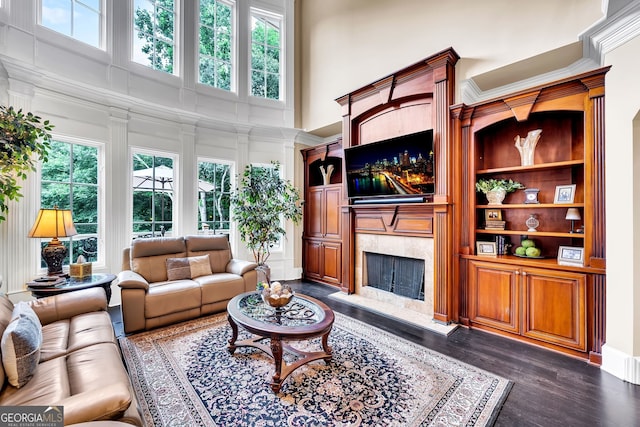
185,235,232,273
1,302,43,388
197,273,245,304
40,311,116,362
166,254,213,280
0,354,69,405
131,237,187,283
145,281,202,318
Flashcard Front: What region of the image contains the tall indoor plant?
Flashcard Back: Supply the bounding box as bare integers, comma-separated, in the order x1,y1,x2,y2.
230,161,302,281
0,106,53,222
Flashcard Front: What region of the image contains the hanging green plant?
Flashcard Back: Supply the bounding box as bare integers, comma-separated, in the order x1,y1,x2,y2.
0,106,53,222
230,161,302,266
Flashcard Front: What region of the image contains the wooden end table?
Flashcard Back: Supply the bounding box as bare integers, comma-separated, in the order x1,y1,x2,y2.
227,291,335,393
27,273,116,304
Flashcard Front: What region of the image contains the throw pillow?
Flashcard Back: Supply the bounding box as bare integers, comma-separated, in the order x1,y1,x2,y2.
189,254,213,278
166,257,191,281
1,302,43,388
166,254,212,280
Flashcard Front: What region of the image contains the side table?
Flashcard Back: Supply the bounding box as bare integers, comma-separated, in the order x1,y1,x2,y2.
27,273,116,304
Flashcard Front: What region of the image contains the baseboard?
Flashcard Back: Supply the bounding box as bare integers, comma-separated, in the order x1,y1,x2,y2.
601,343,640,384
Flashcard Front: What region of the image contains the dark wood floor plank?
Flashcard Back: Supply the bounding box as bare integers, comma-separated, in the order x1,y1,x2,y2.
109,279,640,426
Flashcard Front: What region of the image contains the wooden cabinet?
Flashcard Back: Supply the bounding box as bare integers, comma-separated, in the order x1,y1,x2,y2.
306,185,342,239
469,260,586,351
453,67,608,362
302,140,343,287
303,239,342,285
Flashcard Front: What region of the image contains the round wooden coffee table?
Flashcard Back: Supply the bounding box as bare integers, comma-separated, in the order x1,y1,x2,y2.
227,291,335,393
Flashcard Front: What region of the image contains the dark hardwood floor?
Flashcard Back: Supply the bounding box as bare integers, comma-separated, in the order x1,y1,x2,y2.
110,280,640,426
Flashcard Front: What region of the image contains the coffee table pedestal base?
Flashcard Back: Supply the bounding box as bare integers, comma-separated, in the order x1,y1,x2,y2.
227,316,333,393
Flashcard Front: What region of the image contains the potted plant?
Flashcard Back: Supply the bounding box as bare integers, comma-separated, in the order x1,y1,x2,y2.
230,161,302,282
0,106,53,223
476,178,524,205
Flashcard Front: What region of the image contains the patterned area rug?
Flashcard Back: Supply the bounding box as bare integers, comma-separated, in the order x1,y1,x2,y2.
119,312,512,426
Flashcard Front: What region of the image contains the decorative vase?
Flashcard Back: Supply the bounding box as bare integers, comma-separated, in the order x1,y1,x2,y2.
514,129,542,166
256,264,271,284
525,214,539,232
486,189,507,205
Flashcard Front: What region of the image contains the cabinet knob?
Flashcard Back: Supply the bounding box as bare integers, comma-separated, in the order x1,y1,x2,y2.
522,271,527,276
514,271,520,275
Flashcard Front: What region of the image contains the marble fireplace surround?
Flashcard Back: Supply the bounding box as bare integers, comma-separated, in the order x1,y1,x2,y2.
331,233,457,335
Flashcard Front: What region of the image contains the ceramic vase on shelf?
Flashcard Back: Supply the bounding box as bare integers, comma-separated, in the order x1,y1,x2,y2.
525,214,540,232
486,189,507,205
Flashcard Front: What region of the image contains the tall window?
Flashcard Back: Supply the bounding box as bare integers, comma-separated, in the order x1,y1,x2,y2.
40,0,102,48
250,9,281,100
199,0,234,90
40,140,101,267
133,0,175,73
197,159,232,234
132,152,175,237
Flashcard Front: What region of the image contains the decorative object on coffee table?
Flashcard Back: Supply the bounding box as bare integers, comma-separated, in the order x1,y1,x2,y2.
514,129,542,166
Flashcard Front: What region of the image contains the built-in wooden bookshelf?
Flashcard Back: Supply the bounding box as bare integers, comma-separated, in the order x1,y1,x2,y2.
451,67,609,364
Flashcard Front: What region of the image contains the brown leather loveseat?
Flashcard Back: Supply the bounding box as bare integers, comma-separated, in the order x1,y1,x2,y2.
0,287,142,425
116,234,258,334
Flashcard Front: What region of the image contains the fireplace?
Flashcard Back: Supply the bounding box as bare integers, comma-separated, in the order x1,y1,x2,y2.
365,252,424,300
355,233,434,318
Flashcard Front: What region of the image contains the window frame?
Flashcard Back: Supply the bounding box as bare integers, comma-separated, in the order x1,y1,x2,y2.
37,137,105,272
38,0,105,50
132,0,178,75
249,7,283,101
196,157,234,237
131,149,178,239
198,0,236,92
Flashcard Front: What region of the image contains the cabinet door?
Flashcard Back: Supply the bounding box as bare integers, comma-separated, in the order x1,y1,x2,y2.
324,186,342,239
468,260,520,333
303,239,322,280
306,188,324,237
522,268,586,351
321,241,342,284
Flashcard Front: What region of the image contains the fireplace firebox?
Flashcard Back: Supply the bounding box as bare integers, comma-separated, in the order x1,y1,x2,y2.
365,252,425,300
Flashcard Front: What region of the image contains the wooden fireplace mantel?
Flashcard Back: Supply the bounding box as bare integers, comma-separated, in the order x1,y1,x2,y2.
336,47,459,324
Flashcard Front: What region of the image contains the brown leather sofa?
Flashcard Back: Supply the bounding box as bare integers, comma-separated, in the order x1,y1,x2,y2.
116,234,258,334
0,287,142,426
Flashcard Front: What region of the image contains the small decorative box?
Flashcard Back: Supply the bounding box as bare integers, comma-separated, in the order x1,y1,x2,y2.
70,262,92,278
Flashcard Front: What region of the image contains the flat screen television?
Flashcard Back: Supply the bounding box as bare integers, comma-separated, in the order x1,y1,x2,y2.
344,129,434,202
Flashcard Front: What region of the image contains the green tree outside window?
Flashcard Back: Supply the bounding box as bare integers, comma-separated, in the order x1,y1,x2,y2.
199,0,233,90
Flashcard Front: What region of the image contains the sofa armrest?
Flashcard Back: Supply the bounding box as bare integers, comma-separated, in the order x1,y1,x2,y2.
227,258,258,276
115,270,150,291
29,287,107,326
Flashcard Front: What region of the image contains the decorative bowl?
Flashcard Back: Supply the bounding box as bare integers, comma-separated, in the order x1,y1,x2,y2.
261,290,294,308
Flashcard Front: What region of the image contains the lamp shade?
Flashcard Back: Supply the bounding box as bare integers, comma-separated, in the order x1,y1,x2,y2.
28,207,77,239
565,208,581,221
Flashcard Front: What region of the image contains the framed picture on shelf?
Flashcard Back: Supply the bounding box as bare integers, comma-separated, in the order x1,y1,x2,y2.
557,246,584,266
554,184,576,204
476,241,497,256
485,209,502,221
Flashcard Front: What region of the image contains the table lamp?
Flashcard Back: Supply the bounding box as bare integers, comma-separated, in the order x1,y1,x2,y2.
28,206,77,276
565,208,581,234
